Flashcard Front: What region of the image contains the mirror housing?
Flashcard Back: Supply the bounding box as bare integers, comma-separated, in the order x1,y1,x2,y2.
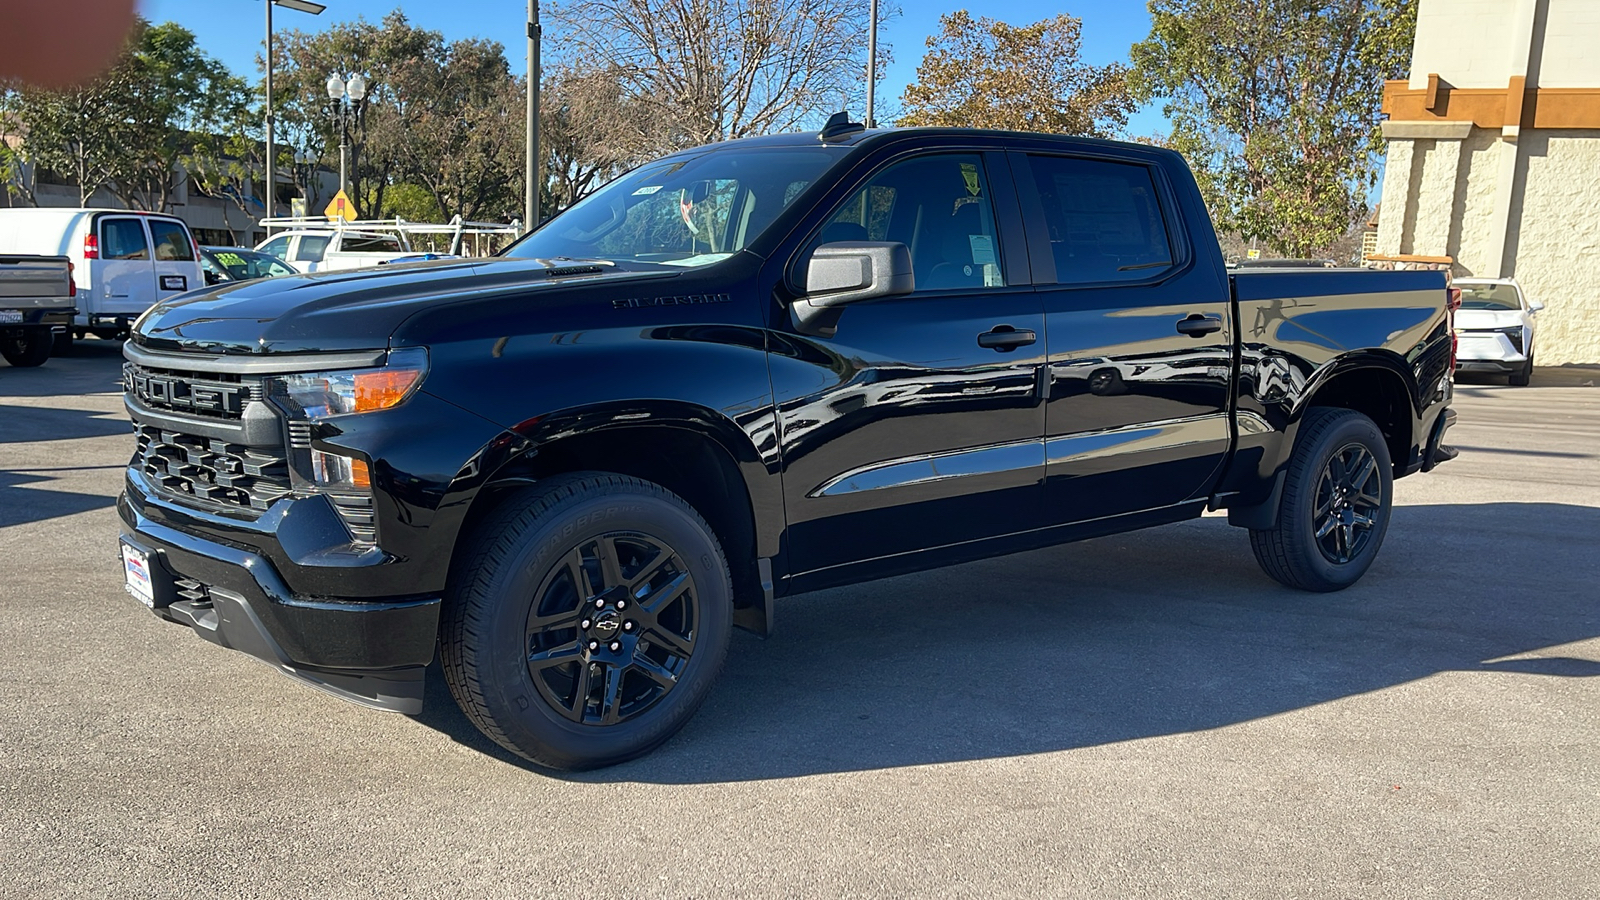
1528,296,1545,312
791,241,914,336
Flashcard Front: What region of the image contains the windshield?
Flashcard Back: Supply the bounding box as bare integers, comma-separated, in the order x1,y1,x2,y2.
504,147,840,268
206,249,296,281
1458,283,1522,310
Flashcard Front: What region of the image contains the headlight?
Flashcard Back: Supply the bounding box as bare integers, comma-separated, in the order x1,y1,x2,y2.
274,347,429,421
272,347,429,492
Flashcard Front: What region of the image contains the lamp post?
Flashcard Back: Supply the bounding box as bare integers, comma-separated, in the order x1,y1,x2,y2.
263,0,326,221
325,71,368,198
525,0,541,232
866,0,878,128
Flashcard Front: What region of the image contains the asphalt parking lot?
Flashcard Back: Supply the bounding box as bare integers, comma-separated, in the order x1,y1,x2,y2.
2,339,1597,899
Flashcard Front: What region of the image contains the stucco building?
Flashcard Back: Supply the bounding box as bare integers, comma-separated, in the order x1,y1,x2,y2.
1374,0,1600,364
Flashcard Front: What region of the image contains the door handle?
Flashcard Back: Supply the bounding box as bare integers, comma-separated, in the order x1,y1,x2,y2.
1175,314,1223,337
977,325,1037,351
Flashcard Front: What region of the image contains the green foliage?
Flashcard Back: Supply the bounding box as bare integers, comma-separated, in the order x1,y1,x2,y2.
1131,0,1417,257
378,182,444,222
898,11,1135,137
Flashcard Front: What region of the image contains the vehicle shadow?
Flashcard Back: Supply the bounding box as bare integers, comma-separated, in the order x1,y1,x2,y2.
0,337,126,398
0,404,132,443
0,469,117,528
412,501,1600,782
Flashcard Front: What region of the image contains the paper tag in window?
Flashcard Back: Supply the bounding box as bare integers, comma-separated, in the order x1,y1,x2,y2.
968,235,996,265
632,185,664,196
984,265,1004,288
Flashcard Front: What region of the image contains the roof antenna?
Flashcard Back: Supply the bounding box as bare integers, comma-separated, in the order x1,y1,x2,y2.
819,111,866,143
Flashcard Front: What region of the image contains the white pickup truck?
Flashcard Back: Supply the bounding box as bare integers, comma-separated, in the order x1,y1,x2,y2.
254,216,525,275
254,229,413,274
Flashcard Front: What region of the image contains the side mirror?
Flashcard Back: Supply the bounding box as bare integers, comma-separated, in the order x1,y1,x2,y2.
791,241,914,336
1528,297,1545,312
204,270,224,286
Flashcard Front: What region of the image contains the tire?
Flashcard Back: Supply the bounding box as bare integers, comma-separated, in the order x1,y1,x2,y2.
51,329,75,357
1510,349,1533,386
0,327,52,367
1250,407,1394,592
440,472,733,770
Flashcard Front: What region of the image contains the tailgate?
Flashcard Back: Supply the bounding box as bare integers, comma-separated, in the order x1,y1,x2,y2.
0,255,73,309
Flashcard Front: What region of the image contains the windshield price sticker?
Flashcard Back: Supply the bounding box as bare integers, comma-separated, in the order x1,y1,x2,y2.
632,185,664,196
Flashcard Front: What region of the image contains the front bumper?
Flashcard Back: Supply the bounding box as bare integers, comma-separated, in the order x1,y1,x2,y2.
119,491,439,713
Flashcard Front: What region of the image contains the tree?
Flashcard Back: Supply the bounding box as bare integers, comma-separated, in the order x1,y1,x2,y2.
274,12,525,223
898,12,1134,137
1131,0,1417,257
548,0,887,151
539,63,659,212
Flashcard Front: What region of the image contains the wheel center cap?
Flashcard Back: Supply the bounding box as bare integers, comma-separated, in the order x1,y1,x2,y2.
589,610,622,641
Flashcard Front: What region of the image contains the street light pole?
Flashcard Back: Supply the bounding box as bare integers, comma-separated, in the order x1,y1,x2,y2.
326,72,367,198
866,0,878,128
262,0,326,223
525,0,541,232
265,0,274,218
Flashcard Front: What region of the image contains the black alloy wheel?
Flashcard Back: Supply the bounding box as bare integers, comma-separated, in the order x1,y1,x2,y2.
1250,407,1394,592
441,472,731,770
525,532,701,726
1311,443,1383,564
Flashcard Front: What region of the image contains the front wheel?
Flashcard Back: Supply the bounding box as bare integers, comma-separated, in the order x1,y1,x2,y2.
1510,349,1533,386
1250,407,1394,592
0,327,52,367
440,473,732,770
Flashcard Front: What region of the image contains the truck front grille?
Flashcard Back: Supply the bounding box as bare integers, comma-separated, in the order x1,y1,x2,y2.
134,425,291,512
123,362,262,421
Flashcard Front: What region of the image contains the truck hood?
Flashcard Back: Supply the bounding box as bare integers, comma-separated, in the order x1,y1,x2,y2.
130,257,675,355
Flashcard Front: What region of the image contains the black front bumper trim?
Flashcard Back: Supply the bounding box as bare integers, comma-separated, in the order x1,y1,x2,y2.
120,499,440,714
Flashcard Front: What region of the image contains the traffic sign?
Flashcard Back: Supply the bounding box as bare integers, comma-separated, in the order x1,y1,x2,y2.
325,190,358,222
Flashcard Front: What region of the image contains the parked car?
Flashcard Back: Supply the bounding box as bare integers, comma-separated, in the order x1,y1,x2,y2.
254,228,412,274
1453,277,1542,385
200,246,297,285
118,118,1458,770
0,254,76,366
0,208,203,352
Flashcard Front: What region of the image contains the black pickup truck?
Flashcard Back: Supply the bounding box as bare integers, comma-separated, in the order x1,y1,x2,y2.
118,120,1456,769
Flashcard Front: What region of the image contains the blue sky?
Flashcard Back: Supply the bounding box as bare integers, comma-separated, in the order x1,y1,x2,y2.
138,0,1168,136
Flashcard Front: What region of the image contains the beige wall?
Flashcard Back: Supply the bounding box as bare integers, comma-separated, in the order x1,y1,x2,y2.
1377,0,1600,364
1504,130,1600,363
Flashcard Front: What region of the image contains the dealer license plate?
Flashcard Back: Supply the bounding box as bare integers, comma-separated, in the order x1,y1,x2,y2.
0,309,22,325
122,543,155,607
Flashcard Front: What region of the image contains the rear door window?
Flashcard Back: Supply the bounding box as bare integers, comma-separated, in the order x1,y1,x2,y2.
101,219,150,260
149,220,195,261
1026,155,1175,284
341,234,404,253
295,235,331,262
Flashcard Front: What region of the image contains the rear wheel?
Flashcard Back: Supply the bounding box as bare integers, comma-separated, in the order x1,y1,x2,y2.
0,327,52,367
1250,407,1393,592
1509,349,1533,386
440,473,732,770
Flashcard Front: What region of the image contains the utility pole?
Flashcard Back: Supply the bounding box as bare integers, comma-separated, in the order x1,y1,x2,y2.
525,0,541,232
265,0,274,219
865,0,878,127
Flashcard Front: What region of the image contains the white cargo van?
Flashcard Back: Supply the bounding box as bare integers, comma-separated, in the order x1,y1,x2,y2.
0,208,205,344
